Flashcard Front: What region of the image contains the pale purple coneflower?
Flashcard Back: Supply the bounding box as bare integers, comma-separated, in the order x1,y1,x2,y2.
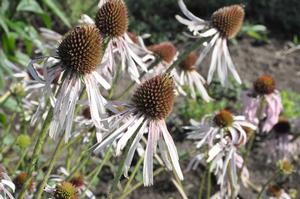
185,110,256,196
178,51,212,101
94,74,183,186
0,165,15,199
146,41,186,96
29,25,111,142
48,167,95,199
176,0,245,86
242,75,283,132
80,0,152,83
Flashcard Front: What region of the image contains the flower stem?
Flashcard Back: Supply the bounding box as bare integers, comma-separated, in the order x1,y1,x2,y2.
198,166,208,199
35,133,65,199
17,107,53,199
165,37,208,73
256,172,279,199
81,147,113,198
206,163,212,199
123,156,144,192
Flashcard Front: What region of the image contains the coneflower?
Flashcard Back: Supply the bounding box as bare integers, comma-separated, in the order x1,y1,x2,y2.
94,74,183,186
177,51,212,101
185,110,256,197
0,165,15,199
146,41,186,96
29,25,111,142
13,172,35,192
176,0,244,86
48,167,95,199
80,0,152,83
242,75,282,132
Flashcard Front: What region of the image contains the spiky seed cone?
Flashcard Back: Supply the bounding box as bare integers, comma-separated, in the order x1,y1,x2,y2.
132,74,175,120
180,51,197,71
95,0,128,38
54,182,79,199
148,42,177,64
211,5,244,39
213,110,234,128
57,25,102,75
253,75,275,95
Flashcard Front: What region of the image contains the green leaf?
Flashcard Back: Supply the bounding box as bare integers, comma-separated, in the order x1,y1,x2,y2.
14,50,31,67
0,112,7,125
17,0,45,14
3,134,14,145
0,14,9,34
42,0,71,28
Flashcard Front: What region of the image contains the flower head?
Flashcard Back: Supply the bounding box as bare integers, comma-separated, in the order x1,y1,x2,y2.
253,75,276,95
57,25,102,74
148,42,177,65
180,51,197,71
94,74,183,186
213,109,234,128
211,5,245,39
95,0,128,38
242,75,282,132
176,0,244,86
28,24,111,142
54,182,79,199
176,51,212,101
185,110,256,196
132,74,174,120
277,159,293,175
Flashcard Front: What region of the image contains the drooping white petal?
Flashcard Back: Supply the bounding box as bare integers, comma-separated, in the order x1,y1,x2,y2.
160,121,184,180
94,116,136,153
116,116,145,156
178,0,205,23
222,39,241,84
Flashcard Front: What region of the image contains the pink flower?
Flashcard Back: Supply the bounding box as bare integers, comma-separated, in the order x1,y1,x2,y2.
242,75,283,132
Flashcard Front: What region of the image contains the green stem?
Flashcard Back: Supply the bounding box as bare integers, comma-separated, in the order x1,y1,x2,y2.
35,134,65,199
81,147,113,198
239,134,255,182
13,148,29,174
123,156,144,192
198,166,208,199
17,107,53,199
256,172,279,199
206,163,211,199
165,37,208,73
108,64,122,99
